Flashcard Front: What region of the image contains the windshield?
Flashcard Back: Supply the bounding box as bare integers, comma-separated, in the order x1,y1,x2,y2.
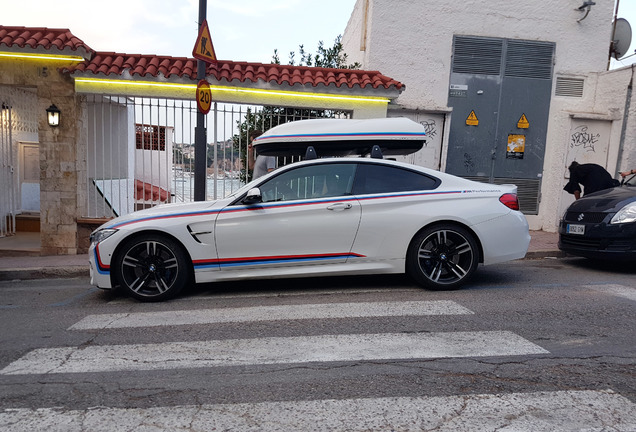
624,174,636,187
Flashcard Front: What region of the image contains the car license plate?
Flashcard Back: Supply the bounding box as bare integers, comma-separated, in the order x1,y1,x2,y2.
567,224,585,235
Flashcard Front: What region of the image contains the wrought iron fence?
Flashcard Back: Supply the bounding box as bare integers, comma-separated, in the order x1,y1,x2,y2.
81,94,350,219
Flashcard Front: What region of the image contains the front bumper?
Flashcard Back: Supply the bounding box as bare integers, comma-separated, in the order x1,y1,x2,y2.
88,243,113,289
558,220,636,260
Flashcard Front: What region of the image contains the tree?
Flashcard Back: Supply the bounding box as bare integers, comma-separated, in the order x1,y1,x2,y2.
271,35,360,69
234,36,360,182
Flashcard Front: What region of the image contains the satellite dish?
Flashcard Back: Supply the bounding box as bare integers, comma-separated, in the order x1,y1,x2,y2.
612,18,632,59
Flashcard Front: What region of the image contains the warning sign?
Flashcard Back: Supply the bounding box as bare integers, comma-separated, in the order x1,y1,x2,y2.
517,113,530,129
192,19,217,63
466,110,479,126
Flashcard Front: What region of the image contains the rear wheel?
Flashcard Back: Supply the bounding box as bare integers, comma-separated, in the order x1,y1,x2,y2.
406,225,479,290
113,234,190,302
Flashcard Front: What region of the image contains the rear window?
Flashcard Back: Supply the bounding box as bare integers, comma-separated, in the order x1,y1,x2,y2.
352,163,440,195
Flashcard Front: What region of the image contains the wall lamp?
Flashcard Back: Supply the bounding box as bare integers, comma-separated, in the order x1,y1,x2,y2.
46,104,61,127
577,1,595,22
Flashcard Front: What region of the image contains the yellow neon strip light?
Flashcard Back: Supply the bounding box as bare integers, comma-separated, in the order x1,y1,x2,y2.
212,86,390,103
74,78,390,104
0,52,85,62
76,78,194,90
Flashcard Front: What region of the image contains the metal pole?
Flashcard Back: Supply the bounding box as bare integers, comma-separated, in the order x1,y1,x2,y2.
194,0,207,201
213,102,218,200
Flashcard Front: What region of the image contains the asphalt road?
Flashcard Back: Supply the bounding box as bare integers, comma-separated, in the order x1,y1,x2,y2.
0,257,635,431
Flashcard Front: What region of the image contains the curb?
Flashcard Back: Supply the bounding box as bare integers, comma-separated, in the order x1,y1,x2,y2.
0,267,89,282
524,250,567,259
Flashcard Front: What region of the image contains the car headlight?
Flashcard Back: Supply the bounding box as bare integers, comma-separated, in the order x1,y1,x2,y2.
610,203,636,224
90,228,118,245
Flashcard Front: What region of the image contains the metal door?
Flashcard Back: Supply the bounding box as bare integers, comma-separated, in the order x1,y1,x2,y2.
446,36,555,214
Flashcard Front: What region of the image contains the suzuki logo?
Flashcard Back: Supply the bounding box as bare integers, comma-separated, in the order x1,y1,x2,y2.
577,213,585,221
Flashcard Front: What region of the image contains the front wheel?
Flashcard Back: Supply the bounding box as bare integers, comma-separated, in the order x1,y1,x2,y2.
113,234,191,302
406,225,479,290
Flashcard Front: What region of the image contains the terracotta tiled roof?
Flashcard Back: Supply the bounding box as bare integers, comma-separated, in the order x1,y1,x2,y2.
0,25,403,91
66,52,197,79
211,61,402,90
0,26,93,58
65,53,403,90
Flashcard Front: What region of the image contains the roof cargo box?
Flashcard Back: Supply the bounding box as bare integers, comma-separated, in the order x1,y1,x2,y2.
253,118,426,157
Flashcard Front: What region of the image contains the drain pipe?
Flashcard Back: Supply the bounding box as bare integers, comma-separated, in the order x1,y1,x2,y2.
615,64,634,178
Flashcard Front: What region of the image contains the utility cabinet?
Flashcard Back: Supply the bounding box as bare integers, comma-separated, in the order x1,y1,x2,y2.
446,36,555,214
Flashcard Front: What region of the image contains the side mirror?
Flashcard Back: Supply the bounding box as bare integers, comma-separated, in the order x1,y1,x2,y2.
243,187,262,205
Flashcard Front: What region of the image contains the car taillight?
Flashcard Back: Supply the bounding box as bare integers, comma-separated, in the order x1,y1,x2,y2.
499,193,520,211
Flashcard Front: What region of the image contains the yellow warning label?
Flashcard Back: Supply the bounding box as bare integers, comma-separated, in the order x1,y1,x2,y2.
466,110,479,126
517,113,530,129
507,134,526,159
192,19,217,63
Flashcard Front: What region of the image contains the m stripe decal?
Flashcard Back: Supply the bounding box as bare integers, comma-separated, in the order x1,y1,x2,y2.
104,191,465,229
194,252,365,269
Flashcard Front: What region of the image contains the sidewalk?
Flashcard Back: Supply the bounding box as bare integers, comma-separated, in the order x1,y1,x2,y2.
0,230,563,282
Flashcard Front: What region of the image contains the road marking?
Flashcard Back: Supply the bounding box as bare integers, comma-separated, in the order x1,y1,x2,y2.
1,390,634,431
586,284,636,302
1,331,548,375
69,300,473,330
49,288,99,307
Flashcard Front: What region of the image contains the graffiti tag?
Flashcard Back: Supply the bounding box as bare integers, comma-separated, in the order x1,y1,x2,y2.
570,125,599,153
420,119,437,142
463,152,475,172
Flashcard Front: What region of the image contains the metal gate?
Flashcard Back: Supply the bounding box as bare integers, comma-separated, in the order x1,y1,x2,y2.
0,102,15,237
81,94,349,219
0,85,40,236
446,36,555,214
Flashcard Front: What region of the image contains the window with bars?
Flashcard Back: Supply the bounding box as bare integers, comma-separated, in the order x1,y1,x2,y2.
135,124,167,151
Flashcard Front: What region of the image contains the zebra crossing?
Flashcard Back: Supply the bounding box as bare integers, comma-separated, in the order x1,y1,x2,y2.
2,390,635,431
2,298,636,430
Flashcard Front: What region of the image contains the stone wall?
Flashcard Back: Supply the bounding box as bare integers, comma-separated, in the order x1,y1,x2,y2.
0,58,81,255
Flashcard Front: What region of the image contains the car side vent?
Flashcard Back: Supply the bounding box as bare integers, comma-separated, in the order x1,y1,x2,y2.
452,36,503,75
555,77,584,97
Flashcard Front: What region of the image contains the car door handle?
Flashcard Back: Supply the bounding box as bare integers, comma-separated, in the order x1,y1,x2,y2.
326,203,353,211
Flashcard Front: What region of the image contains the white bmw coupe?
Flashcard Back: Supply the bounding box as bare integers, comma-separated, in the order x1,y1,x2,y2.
89,118,530,301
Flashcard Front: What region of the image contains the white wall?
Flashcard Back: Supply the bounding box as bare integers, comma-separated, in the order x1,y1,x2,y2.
343,0,632,232
344,0,613,110
537,66,635,231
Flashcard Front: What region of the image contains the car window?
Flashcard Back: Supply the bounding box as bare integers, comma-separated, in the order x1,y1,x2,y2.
259,163,357,203
351,163,439,195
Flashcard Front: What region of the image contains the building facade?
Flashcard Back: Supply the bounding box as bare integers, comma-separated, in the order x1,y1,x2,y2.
343,0,636,230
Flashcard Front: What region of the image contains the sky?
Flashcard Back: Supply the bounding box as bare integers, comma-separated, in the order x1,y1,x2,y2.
1,0,635,68
1,0,358,64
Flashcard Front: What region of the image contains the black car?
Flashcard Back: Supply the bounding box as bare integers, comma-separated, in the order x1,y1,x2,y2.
559,173,636,260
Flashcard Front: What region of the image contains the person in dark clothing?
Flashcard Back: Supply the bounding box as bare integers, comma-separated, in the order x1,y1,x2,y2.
563,161,617,200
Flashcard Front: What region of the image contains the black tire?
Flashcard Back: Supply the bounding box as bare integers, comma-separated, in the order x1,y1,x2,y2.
406,224,479,290
113,233,191,302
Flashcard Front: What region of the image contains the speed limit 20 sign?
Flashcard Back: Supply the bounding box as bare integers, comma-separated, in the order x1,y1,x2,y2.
196,79,212,114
